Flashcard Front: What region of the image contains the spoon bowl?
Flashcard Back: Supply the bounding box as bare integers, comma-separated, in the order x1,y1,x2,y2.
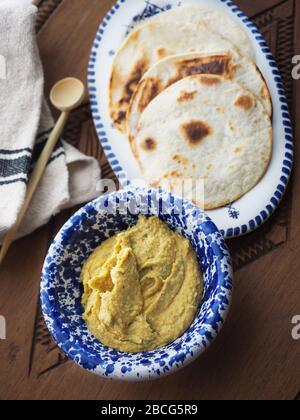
50,77,85,112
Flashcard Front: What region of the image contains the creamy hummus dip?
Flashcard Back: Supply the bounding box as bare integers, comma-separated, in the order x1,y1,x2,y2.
81,216,203,353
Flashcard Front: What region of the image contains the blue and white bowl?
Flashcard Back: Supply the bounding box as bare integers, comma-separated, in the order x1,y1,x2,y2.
41,188,233,381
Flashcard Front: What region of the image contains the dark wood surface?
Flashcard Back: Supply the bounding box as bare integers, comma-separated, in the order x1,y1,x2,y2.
0,0,299,400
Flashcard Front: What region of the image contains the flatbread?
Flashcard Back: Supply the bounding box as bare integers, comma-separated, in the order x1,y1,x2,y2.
132,74,272,210
151,5,253,59
109,5,254,133
127,51,271,139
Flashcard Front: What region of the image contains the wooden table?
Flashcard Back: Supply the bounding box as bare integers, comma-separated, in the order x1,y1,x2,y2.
0,0,299,401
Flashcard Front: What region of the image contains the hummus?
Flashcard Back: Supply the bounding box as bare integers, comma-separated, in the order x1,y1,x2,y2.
81,216,203,353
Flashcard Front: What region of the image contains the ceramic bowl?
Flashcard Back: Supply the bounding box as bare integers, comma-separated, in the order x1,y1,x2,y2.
41,188,233,381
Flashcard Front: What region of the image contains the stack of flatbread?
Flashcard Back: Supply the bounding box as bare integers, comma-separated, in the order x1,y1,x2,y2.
109,5,273,210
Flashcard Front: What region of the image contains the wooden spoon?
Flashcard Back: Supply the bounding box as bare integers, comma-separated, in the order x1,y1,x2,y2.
0,77,85,265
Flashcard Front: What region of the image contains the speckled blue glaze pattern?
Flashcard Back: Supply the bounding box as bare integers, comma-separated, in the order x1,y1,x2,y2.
41,188,233,381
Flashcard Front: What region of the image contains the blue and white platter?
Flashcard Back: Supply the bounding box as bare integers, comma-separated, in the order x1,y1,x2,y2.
88,0,293,238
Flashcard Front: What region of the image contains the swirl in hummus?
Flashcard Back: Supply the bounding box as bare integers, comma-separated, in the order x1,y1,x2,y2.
81,216,203,353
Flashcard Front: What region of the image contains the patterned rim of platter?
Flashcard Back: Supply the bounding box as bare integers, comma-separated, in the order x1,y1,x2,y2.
88,0,294,238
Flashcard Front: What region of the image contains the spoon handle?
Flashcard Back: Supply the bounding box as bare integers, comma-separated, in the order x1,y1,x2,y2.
0,111,69,265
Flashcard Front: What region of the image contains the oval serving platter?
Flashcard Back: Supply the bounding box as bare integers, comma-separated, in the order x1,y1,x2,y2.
88,0,294,238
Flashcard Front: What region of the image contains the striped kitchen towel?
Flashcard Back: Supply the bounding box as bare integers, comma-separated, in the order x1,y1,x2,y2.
0,0,101,242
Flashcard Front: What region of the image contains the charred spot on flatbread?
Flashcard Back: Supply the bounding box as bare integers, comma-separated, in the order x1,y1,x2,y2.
177,90,197,103
177,55,230,77
172,154,188,165
234,95,254,111
114,59,149,126
180,120,212,146
169,170,183,177
114,111,127,125
198,75,222,86
165,56,229,89
137,78,160,113
142,138,157,151
125,60,148,101
156,48,168,59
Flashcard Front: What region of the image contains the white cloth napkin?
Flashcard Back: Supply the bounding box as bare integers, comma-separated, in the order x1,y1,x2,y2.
0,0,101,242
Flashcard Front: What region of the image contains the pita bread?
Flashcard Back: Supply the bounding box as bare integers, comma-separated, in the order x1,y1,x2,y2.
109,6,254,133
127,51,271,140
132,75,272,210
